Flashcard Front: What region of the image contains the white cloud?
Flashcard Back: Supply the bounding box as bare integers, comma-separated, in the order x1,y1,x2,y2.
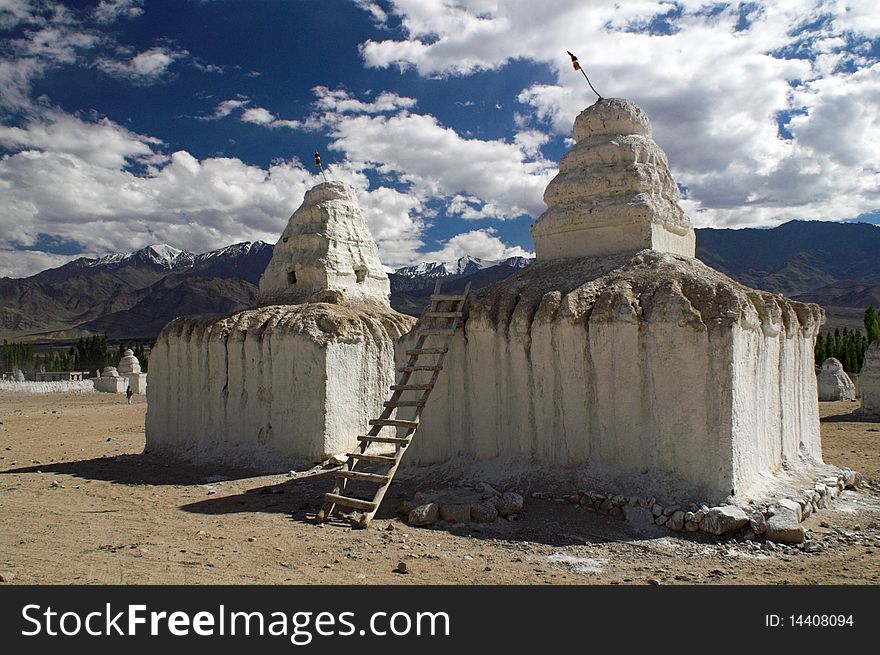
0,247,74,279
325,109,555,219
421,228,532,263
240,106,276,124
0,110,161,168
352,0,387,26
0,104,433,276
97,46,185,84
93,0,144,24
212,98,249,118
355,0,880,228
311,86,417,114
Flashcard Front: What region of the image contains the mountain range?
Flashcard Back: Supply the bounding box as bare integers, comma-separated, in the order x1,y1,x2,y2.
1,220,878,344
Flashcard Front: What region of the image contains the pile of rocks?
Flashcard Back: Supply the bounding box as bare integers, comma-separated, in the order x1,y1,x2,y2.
534,468,858,543
403,484,524,527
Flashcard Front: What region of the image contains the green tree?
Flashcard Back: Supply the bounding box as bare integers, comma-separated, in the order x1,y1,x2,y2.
866,305,880,343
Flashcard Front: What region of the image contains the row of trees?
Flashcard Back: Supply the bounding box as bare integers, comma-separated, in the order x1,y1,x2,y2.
815,306,879,373
1,335,150,374
1,340,35,373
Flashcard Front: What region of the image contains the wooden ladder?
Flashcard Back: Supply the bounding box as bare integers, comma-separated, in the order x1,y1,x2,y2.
315,280,471,528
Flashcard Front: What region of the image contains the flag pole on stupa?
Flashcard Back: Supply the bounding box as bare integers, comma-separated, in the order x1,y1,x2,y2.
314,149,329,183
567,50,603,100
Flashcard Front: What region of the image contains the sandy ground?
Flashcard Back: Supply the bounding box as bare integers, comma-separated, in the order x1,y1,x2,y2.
1,392,879,585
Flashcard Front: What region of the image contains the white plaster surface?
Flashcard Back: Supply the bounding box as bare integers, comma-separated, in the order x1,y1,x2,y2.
398,251,826,504
127,373,147,395
94,374,126,394
146,302,414,468
817,357,856,401
530,98,695,261
861,340,880,417
258,182,390,306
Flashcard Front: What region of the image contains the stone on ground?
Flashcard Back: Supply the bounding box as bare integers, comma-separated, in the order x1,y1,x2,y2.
766,510,805,544
408,503,439,527
699,505,749,536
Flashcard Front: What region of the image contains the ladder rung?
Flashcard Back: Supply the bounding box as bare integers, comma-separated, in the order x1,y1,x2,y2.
346,452,397,464
336,470,390,484
370,418,419,429
406,347,448,355
397,365,442,372
418,329,457,336
431,294,466,301
390,384,433,391
424,311,463,318
323,493,377,512
384,400,425,407
357,435,411,445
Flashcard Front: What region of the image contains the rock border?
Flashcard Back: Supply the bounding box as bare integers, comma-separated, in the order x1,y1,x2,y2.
402,483,524,527
531,468,859,543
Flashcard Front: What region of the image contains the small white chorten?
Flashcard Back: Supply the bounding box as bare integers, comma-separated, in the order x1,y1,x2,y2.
817,357,856,401
118,348,147,394
94,366,126,393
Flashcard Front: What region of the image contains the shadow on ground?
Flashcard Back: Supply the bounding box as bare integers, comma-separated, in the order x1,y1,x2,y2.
180,471,701,549
0,452,278,486
821,408,880,424
180,470,405,525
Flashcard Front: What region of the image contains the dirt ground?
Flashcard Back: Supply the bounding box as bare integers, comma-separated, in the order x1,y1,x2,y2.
1,392,879,585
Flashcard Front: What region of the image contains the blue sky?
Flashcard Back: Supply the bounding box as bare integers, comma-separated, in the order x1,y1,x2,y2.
1,0,878,277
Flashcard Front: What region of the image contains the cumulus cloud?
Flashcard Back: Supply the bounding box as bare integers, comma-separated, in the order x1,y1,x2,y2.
240,106,276,125
355,0,880,228
325,109,554,219
93,0,144,24
0,100,434,275
421,228,533,263
0,110,161,168
311,86,417,114
96,46,186,84
211,97,249,118
197,84,550,263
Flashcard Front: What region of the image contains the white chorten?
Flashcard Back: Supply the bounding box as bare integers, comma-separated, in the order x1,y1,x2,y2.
146,181,415,467
117,349,141,376
861,341,880,417
817,357,856,401
94,365,126,393
118,348,147,394
531,97,695,260
258,181,390,305
399,98,826,505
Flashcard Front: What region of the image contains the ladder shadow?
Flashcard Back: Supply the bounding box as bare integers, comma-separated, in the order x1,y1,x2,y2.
179,466,409,525
181,470,686,548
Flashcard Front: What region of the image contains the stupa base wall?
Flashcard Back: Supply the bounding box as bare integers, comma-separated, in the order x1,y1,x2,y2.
126,373,147,395
145,302,414,469
861,341,880,417
398,252,826,505
94,377,126,394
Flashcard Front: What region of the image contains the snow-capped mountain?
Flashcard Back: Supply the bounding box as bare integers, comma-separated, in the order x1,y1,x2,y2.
0,241,275,339
394,254,532,279
73,241,273,273
81,244,194,270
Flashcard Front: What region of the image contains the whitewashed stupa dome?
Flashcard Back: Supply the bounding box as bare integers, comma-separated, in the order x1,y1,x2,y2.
117,349,141,376
531,97,696,261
